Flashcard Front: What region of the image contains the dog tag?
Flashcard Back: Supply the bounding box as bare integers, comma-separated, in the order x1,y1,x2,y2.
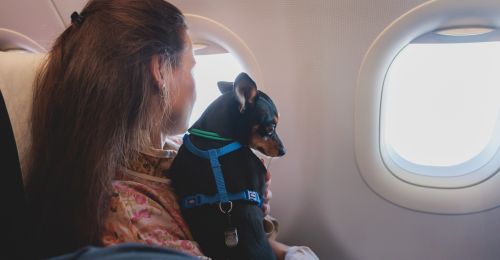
224,227,239,248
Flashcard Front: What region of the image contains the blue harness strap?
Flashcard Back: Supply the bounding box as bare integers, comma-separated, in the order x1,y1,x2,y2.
182,190,262,209
180,134,263,209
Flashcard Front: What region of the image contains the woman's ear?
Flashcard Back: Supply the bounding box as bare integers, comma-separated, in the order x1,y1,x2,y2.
150,54,164,90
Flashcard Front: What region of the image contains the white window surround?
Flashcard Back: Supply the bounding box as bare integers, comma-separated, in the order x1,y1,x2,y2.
184,14,263,127
355,0,500,214
185,14,262,87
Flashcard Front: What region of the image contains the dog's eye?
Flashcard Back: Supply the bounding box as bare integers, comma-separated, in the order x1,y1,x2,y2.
265,124,276,136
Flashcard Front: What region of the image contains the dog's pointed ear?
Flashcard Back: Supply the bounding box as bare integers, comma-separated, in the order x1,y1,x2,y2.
217,81,234,94
234,72,257,113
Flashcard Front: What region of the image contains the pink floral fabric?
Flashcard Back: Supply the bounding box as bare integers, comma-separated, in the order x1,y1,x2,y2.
101,143,205,257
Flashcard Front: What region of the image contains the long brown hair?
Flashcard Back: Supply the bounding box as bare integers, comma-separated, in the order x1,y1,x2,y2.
25,0,186,257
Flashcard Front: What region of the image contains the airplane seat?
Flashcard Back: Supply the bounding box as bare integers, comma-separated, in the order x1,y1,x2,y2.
0,28,46,179
0,28,46,258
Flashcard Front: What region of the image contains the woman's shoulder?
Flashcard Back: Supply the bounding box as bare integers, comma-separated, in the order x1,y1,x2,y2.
163,135,183,151
120,135,182,181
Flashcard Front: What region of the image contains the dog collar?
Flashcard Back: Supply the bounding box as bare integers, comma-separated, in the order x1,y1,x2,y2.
180,134,262,209
188,128,233,141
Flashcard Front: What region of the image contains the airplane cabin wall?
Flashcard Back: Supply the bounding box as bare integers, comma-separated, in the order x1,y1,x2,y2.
1,1,500,259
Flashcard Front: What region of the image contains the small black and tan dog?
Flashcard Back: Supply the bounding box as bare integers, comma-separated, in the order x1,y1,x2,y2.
169,73,285,260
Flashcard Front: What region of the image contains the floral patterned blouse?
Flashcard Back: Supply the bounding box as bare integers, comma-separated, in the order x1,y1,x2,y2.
101,138,206,257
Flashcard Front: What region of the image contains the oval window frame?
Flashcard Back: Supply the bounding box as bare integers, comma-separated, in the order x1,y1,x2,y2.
185,14,262,87
355,0,500,214
380,29,500,184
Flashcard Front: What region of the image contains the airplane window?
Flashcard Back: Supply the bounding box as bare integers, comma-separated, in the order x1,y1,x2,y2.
381,29,500,177
189,47,244,126
184,14,261,127
356,1,500,214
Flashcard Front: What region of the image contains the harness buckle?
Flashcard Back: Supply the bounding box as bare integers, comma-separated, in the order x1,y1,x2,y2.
184,194,203,208
247,191,259,203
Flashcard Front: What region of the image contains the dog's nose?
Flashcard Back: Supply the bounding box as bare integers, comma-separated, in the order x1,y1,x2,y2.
278,147,286,156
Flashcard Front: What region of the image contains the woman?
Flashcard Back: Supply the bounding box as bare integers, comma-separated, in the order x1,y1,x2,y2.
26,0,317,259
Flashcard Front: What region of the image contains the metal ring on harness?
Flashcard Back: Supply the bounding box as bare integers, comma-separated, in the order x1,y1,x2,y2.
219,201,233,214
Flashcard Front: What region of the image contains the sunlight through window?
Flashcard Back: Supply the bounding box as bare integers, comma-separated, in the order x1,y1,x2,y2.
382,39,500,173
190,52,244,126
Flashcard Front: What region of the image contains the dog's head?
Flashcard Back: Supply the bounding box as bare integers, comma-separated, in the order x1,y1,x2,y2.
217,73,285,157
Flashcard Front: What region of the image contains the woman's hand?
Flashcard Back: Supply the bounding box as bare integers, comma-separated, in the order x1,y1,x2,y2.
262,170,272,216
268,239,289,260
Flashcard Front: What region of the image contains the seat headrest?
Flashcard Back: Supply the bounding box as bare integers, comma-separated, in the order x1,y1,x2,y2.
0,28,46,53
0,28,47,179
0,51,46,179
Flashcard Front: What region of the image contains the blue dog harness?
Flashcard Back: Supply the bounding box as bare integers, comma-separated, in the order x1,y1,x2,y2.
180,134,263,210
